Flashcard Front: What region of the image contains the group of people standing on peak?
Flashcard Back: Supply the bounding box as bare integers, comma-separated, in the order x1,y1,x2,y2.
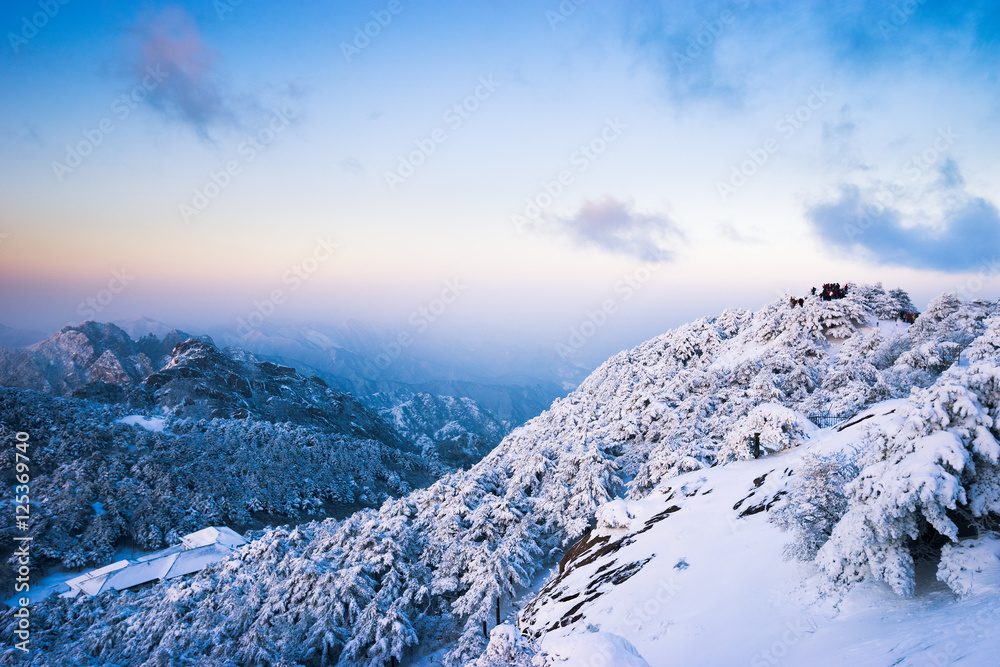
788,282,851,308
898,311,919,324
817,282,849,301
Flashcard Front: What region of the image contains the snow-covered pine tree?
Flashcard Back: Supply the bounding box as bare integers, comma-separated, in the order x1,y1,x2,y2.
770,451,860,560
816,362,1000,596
718,403,810,463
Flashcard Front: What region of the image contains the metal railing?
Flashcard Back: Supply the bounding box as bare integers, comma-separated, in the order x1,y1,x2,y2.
809,414,854,429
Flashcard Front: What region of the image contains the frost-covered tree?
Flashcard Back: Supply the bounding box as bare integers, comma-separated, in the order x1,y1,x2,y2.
718,403,811,463
817,363,1000,596
967,316,1000,363
819,330,891,416
468,624,536,667
771,452,860,561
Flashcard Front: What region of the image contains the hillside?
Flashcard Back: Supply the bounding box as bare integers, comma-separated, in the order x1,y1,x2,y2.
0,328,454,601
6,284,1000,666
0,321,525,467
515,398,1000,665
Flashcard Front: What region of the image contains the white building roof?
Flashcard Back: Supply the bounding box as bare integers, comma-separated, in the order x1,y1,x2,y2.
64,560,130,597
102,553,179,592
164,543,233,580
63,526,246,597
181,526,247,549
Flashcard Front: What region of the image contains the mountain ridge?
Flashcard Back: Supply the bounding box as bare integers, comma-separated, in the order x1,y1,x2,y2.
9,284,1000,667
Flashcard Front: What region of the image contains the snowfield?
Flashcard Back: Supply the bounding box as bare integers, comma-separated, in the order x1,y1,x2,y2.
520,401,1000,665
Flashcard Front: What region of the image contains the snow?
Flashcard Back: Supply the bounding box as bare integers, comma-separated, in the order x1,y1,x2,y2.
102,555,177,592
540,631,651,666
3,567,93,606
181,525,247,549
19,286,1000,666
520,404,1000,667
63,560,131,597
117,414,167,432
164,543,235,579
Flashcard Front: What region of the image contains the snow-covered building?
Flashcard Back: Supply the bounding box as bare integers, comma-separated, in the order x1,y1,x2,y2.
62,526,246,598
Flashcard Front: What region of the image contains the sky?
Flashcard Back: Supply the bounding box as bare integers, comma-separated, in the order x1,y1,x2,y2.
2,0,1000,365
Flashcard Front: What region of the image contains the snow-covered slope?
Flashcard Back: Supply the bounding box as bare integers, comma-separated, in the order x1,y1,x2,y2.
517,399,1000,665
371,391,510,468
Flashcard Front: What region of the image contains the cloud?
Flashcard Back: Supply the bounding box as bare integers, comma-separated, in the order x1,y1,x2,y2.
937,158,965,189
718,220,761,244
622,2,1000,106
547,196,683,263
622,0,749,105
125,6,234,138
342,157,364,175
806,183,1000,272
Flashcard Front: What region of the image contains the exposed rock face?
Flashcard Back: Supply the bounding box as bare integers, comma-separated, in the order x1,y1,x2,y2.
127,339,410,449
0,322,173,397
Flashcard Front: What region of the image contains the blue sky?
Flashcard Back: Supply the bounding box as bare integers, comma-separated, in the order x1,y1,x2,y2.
2,0,999,363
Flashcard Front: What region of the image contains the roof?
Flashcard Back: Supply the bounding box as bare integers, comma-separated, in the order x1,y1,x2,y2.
63,526,246,597
102,553,179,592
164,543,233,580
63,560,130,597
181,526,247,549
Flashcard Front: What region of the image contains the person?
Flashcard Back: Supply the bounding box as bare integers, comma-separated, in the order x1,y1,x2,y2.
790,297,797,308
811,287,816,296
798,298,804,307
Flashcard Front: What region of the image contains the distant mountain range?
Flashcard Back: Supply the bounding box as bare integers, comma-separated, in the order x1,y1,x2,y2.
0,319,553,468
0,321,189,398
0,322,47,347
204,320,588,427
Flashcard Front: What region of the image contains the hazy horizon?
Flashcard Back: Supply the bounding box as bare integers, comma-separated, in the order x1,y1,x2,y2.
3,1,1000,368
